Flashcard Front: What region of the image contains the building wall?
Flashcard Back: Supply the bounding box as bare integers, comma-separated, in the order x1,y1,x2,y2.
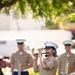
0,14,10,30
0,30,73,56
0,13,45,31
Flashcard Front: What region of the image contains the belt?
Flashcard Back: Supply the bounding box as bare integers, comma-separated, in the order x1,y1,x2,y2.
68,72,75,75
14,69,28,72
60,72,67,75
60,74,67,75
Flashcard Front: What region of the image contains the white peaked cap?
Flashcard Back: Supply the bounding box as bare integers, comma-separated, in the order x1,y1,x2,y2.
16,39,26,44
63,40,73,45
44,41,58,49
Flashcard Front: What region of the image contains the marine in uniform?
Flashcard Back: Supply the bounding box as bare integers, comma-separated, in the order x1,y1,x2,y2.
11,39,33,75
58,40,75,75
33,41,58,75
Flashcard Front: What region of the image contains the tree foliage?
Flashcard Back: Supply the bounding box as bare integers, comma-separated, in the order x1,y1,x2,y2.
45,19,59,29
0,0,75,19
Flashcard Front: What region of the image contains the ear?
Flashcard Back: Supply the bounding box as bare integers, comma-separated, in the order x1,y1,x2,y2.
23,44,25,46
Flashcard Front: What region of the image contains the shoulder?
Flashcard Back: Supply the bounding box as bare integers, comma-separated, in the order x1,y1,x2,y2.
71,53,75,55
71,53,75,58
58,53,66,60
59,53,65,57
11,51,18,57
23,51,31,56
24,51,29,55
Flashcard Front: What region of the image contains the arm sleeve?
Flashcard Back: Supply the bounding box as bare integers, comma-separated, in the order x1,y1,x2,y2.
58,56,61,66
11,53,14,64
28,54,33,64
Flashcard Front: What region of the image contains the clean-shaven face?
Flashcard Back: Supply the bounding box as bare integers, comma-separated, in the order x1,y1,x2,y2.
17,44,24,50
65,44,72,52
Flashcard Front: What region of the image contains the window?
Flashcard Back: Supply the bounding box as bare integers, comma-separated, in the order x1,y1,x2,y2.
0,41,6,44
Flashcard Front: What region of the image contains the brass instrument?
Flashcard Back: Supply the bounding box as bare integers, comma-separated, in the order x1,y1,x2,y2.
18,60,21,75
60,55,70,75
65,59,69,75
33,52,49,57
65,55,70,75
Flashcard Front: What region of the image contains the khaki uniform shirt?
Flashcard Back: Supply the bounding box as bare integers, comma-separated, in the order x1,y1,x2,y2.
11,51,33,69
58,53,75,73
39,57,58,75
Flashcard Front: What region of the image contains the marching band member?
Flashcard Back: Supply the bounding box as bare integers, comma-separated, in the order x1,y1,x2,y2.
33,41,58,75
58,40,75,75
11,39,33,75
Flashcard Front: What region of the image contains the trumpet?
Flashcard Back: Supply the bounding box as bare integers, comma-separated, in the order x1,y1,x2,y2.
18,60,21,75
33,52,49,56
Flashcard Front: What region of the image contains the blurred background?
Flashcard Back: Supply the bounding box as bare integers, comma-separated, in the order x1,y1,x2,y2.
0,0,75,75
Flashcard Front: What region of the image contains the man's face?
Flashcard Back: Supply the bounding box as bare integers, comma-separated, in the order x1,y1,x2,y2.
17,44,24,50
65,44,72,51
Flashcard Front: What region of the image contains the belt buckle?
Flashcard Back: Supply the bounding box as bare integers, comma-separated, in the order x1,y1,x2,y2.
60,72,67,75
69,72,75,75
14,69,18,72
22,69,27,72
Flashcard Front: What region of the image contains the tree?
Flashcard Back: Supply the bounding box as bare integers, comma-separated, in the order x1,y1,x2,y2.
0,0,75,19
45,19,59,29
0,0,17,10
